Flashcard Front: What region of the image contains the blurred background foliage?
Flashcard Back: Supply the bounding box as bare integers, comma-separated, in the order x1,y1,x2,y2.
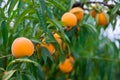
0,0,120,80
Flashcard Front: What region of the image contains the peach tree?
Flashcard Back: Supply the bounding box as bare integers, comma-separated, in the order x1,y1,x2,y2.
0,0,120,80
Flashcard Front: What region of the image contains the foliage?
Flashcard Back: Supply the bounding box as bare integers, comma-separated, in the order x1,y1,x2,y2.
0,0,120,80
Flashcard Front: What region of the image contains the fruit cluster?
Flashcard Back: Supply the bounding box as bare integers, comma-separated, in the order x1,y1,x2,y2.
61,7,84,30
11,5,109,73
90,6,109,26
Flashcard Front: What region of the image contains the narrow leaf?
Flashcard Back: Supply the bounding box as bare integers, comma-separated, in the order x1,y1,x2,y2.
31,38,41,44
14,6,34,29
7,59,39,69
2,70,16,80
37,65,45,80
48,19,70,43
48,0,66,11
24,74,36,80
82,23,97,34
1,21,8,48
8,0,19,15
41,47,53,63
111,3,120,15
36,0,47,32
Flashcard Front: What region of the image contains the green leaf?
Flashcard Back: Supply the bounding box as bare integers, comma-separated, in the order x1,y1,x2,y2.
7,10,20,24
8,0,19,15
7,59,39,69
107,62,113,80
1,21,8,48
69,0,75,10
59,53,65,62
37,65,45,80
48,0,66,11
99,61,105,80
31,38,41,44
41,47,48,64
41,47,53,64
0,8,5,19
48,19,70,43
3,0,11,10
82,23,97,34
0,67,5,71
24,74,36,80
23,16,38,21
7,58,45,80
36,0,47,32
46,7,54,19
111,3,120,15
14,6,34,29
2,70,16,80
81,0,87,3
46,49,53,62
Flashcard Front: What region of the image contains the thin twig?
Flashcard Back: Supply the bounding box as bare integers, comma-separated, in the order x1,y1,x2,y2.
87,1,114,8
72,1,120,15
0,54,12,59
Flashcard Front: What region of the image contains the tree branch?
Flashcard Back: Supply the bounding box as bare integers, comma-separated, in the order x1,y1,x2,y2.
72,1,120,15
